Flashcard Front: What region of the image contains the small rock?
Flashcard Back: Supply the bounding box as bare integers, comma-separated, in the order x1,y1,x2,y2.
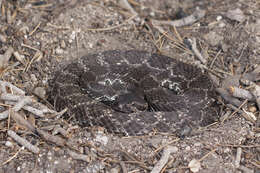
53,37,58,43
0,34,7,43
185,146,191,151
216,15,222,21
255,133,260,138
33,87,46,98
248,105,257,113
223,147,231,153
188,159,201,173
60,40,66,49
225,8,245,22
194,142,202,147
69,31,76,42
55,47,63,55
30,74,37,83
87,42,93,48
150,11,155,17
5,141,13,147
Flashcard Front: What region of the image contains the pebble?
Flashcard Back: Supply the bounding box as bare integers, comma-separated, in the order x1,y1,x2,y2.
30,74,37,83
150,11,155,17
60,40,66,48
5,141,13,147
188,159,201,173
33,87,46,98
69,31,76,42
223,147,231,153
55,47,64,55
194,142,202,147
248,105,257,113
216,15,222,21
185,146,191,151
0,34,7,43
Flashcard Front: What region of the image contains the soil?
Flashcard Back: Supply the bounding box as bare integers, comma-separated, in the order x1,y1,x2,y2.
0,0,259,172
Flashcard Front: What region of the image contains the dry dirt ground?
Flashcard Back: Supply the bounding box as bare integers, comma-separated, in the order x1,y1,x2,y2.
0,0,259,172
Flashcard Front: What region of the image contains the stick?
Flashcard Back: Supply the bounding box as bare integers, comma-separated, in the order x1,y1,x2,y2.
0,47,13,68
216,88,242,107
151,146,177,173
120,0,138,16
228,86,254,101
8,130,40,154
151,8,206,27
234,147,242,168
190,37,207,64
0,80,25,95
67,149,91,162
10,109,36,133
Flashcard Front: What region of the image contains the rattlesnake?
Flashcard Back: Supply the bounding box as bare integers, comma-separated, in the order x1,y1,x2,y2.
50,50,218,136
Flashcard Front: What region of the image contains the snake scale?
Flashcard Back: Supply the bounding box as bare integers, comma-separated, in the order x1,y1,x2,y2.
50,50,218,136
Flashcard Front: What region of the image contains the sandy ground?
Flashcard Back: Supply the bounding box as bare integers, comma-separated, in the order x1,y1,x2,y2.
0,0,259,172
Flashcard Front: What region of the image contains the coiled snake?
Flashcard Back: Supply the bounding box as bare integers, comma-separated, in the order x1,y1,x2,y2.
50,50,218,136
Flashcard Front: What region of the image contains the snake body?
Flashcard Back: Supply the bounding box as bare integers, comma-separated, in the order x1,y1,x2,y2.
50,50,218,136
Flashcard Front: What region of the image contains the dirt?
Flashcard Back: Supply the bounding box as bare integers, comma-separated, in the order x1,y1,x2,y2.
0,0,259,172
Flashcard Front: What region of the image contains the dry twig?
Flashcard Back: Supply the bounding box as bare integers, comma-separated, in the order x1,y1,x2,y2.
67,149,91,162
8,130,40,154
10,109,36,132
0,47,14,68
120,0,138,16
52,125,68,137
228,86,254,101
1,146,24,166
0,81,56,120
36,129,66,147
0,80,25,95
119,161,128,173
189,37,207,64
29,22,41,36
151,8,206,28
234,147,242,168
151,146,177,173
221,99,248,123
216,88,242,107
